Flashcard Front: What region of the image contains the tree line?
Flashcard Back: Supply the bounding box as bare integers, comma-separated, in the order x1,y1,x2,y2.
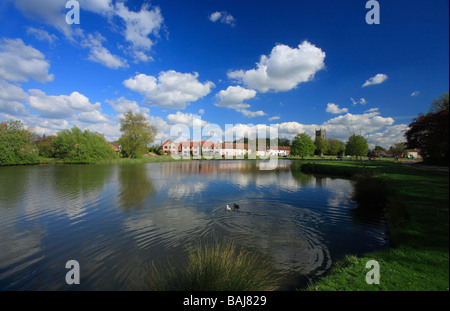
1,93,448,166
0,110,157,166
291,92,448,162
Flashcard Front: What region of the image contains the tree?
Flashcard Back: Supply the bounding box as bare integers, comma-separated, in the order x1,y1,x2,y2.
429,92,449,113
119,110,157,158
35,134,57,158
327,138,346,156
0,120,40,166
54,127,117,163
406,93,449,162
373,145,386,151
291,133,316,159
390,142,408,157
314,136,329,156
345,135,368,160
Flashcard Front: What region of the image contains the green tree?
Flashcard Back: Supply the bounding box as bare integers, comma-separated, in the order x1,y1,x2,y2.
345,135,368,160
429,92,449,113
35,134,57,158
119,110,157,158
373,145,386,151
406,93,449,163
327,138,346,156
0,120,40,166
291,133,316,159
54,127,117,163
314,136,329,156
390,142,408,157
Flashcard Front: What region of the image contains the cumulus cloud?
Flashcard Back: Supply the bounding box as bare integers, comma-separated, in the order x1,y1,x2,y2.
326,103,348,114
81,33,128,69
362,73,388,87
0,80,30,115
0,38,54,83
411,91,420,97
124,70,215,109
166,111,208,128
28,89,101,119
209,11,236,26
107,96,150,116
114,2,164,62
228,41,326,93
215,86,256,109
77,110,111,124
215,86,267,118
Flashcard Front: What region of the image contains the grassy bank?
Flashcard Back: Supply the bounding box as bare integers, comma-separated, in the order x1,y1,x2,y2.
300,161,449,291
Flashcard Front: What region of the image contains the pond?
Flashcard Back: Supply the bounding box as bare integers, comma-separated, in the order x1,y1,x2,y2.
0,160,388,290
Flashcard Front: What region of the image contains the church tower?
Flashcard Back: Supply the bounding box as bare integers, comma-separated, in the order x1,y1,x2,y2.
315,129,326,140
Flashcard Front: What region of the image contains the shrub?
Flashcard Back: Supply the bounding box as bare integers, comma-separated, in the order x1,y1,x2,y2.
0,120,39,166
54,127,117,163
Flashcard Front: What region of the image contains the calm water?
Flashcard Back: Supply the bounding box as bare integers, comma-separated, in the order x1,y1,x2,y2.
0,160,388,290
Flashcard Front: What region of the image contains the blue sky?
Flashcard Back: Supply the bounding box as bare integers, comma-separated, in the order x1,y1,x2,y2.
0,0,448,148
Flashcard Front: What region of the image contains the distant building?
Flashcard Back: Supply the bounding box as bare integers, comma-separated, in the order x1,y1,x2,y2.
407,149,422,159
315,129,326,140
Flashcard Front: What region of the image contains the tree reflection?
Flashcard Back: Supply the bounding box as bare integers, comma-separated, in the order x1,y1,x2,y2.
117,163,156,211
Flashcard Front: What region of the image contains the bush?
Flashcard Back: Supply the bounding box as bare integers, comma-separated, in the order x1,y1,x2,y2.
54,127,117,163
0,120,40,166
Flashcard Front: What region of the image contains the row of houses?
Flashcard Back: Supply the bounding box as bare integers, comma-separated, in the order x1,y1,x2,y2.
372,149,422,159
161,140,291,157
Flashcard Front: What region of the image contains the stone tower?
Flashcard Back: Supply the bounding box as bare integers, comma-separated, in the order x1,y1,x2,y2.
315,129,326,140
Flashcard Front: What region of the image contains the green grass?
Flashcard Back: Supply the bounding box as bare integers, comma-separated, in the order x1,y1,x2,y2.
145,240,281,291
300,160,449,291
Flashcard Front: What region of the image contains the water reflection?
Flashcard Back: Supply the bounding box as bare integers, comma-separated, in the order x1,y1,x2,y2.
117,164,156,211
0,160,387,290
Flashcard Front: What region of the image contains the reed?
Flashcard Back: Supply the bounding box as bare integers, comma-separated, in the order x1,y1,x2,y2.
145,240,281,291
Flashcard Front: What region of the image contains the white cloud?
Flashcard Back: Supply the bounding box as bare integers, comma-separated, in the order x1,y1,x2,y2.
0,80,29,115
239,109,267,118
411,91,420,97
326,103,348,114
28,89,101,119
362,73,388,87
14,0,72,38
82,33,128,69
114,2,164,63
26,27,58,44
83,33,128,69
107,96,150,116
350,97,368,105
368,124,409,149
77,109,111,124
228,41,326,93
214,86,266,118
0,38,54,83
166,111,207,128
124,70,215,109
268,116,280,122
16,0,164,64
215,86,256,109
209,11,236,26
